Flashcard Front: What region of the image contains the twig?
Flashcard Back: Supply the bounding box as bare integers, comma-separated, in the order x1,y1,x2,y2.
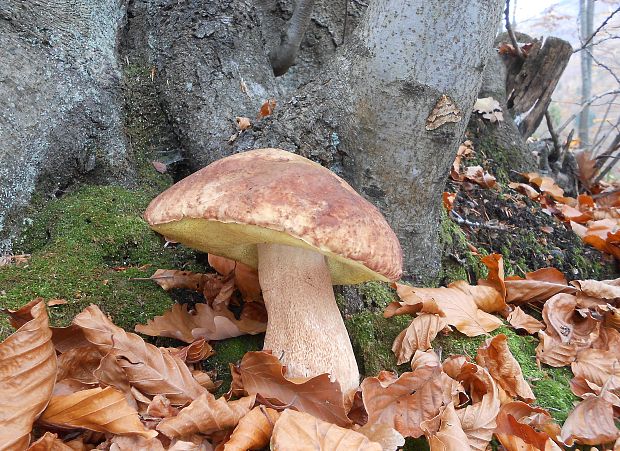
504,0,524,59
553,90,620,136
591,95,618,148
573,5,620,53
593,134,620,185
592,188,620,199
449,211,509,231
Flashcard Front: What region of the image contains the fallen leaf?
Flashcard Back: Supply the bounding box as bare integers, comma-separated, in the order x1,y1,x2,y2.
509,182,540,200
521,173,565,201
73,304,205,405
571,278,620,301
208,254,262,302
423,403,470,451
109,435,166,451
171,338,215,363
26,432,75,451
352,423,405,451
55,345,103,390
535,330,577,367
396,282,502,337
238,351,351,427
507,307,545,334
136,302,263,343
559,396,619,446
146,394,179,418
571,349,620,390
0,301,57,450
478,253,506,301
40,387,157,438
392,314,448,365
475,334,535,402
235,117,251,131
147,269,220,292
462,166,497,189
361,360,451,438
270,409,382,451
504,267,576,305
454,364,500,451
223,406,280,451
442,192,456,211
258,99,276,118
157,391,255,438
494,402,561,451
386,283,442,317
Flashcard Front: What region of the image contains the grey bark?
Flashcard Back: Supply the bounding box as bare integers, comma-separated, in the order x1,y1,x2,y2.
0,0,135,252
579,0,595,146
1,0,503,284
269,0,316,76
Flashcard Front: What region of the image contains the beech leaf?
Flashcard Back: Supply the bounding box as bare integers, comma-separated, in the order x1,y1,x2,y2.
157,391,255,438
392,314,448,365
559,396,619,446
223,406,280,451
73,304,205,404
423,403,471,451
0,301,57,450
270,409,381,451
40,386,157,438
507,307,545,334
238,351,351,427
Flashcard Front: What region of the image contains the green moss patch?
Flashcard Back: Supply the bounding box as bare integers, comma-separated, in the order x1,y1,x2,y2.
0,185,199,338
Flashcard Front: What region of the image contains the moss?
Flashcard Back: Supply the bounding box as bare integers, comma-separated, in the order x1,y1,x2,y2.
207,334,264,397
357,281,397,310
345,311,410,376
439,210,486,286
0,185,200,338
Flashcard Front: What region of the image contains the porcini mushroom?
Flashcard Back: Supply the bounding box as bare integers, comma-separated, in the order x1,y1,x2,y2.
144,148,402,394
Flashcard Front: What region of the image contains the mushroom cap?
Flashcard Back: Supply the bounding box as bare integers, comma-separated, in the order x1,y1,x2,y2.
144,148,402,284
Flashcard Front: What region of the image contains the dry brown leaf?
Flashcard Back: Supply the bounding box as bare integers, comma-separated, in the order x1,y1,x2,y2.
442,192,456,211
40,386,157,438
475,334,535,402
535,330,577,367
504,268,575,305
146,394,179,418
423,403,471,451
509,182,541,200
171,338,215,364
495,403,561,451
392,314,448,365
473,97,503,122
571,349,620,390
571,278,620,301
352,423,405,451
0,301,57,450
238,351,351,427
454,280,507,314
462,166,497,189
361,361,451,438
136,302,265,343
26,432,75,450
542,293,600,347
521,173,565,201
507,307,545,334
4,297,88,353
208,254,261,302
157,391,255,438
560,396,619,446
455,363,500,451
258,99,276,118
478,253,506,301
270,409,382,451
397,282,502,337
73,304,205,405
235,116,251,131
386,283,442,317
149,269,220,292
168,437,213,451
223,406,279,451
56,346,103,388
109,435,166,451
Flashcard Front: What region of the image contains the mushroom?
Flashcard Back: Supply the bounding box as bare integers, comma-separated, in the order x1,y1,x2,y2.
144,148,402,394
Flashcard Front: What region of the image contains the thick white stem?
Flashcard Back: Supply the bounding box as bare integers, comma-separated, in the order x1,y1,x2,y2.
257,243,360,394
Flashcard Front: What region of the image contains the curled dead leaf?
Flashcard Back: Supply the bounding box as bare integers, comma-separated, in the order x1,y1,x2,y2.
270,409,382,451
0,301,57,450
560,396,619,446
40,386,157,439
392,314,448,365
223,406,280,451
157,391,255,438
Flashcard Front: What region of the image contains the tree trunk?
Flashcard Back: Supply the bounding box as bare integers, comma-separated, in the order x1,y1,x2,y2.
1,0,503,284
579,0,594,146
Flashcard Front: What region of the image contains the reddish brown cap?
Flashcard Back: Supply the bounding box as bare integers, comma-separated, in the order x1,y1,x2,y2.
144,148,402,284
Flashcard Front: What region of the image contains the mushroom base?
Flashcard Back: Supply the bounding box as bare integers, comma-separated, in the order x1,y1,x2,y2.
257,243,360,394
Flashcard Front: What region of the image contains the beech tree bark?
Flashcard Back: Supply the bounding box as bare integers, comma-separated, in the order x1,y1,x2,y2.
0,0,503,283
